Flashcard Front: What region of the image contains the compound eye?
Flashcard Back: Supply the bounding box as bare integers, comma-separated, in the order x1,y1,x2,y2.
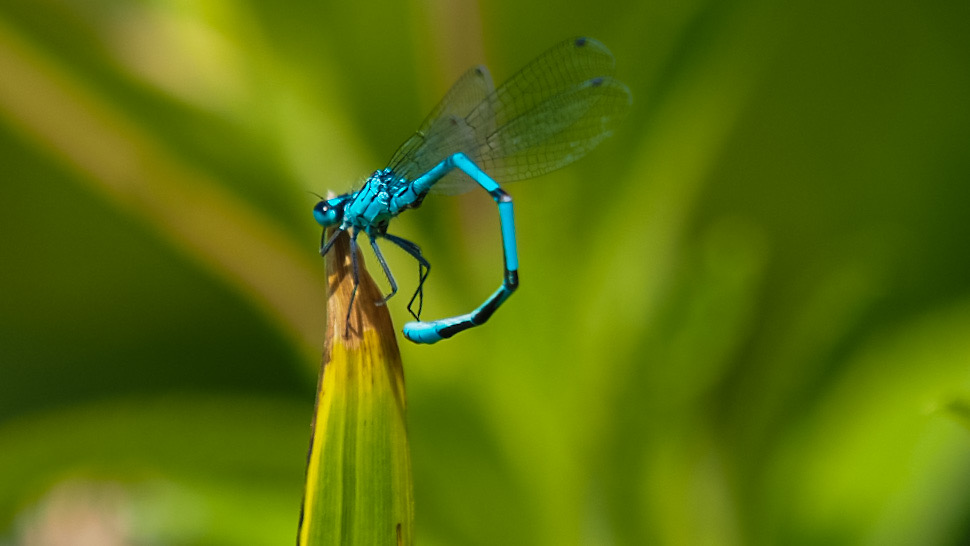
313,201,339,227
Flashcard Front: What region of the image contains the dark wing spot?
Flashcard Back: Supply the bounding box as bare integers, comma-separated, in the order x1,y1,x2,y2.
575,37,588,47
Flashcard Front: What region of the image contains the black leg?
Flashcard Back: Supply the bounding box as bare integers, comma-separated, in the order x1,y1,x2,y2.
369,235,398,305
382,233,431,320
345,231,361,337
320,228,342,257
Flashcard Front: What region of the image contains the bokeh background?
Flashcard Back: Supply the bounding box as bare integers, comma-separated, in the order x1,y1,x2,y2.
2,0,970,544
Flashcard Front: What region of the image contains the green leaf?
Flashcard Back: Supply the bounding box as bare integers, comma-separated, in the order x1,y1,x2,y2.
298,230,414,546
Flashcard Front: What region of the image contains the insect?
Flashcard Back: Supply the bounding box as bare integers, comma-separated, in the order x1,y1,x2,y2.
314,37,631,344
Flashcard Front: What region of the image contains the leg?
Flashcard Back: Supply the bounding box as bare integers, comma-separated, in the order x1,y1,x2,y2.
320,228,342,257
403,153,519,344
368,235,398,305
345,230,361,337
382,233,431,320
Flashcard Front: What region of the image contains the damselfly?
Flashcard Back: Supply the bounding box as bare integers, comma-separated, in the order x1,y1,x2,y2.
315,37,631,344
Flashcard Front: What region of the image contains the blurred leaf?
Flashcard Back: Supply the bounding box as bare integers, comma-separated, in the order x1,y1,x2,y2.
0,12,331,361
0,394,308,544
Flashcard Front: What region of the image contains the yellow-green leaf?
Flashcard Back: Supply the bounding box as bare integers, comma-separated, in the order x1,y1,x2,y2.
298,230,414,546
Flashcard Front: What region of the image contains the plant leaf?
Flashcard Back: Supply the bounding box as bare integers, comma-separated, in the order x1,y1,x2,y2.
298,230,414,546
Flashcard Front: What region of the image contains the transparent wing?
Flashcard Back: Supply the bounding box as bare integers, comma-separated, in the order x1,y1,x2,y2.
469,75,631,184
386,37,632,195
385,65,494,189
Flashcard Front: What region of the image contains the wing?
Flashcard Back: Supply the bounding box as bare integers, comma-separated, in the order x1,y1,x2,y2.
386,37,632,195
385,65,495,188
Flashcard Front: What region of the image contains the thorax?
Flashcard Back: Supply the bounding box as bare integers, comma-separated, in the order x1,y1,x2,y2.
343,169,425,232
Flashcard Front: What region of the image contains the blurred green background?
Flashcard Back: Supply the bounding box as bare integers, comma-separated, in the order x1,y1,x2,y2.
2,0,970,544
